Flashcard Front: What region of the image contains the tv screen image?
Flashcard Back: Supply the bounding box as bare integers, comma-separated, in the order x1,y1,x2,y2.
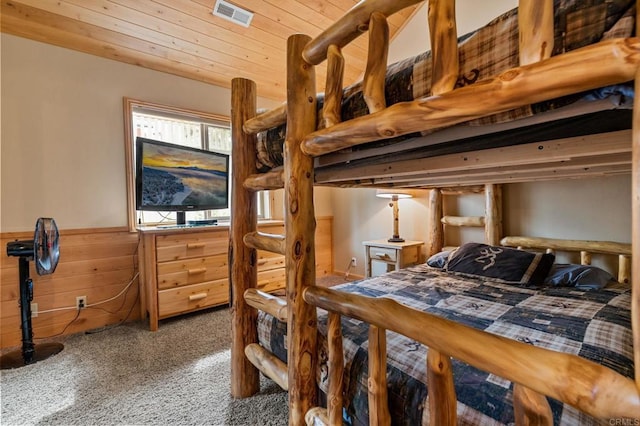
135,137,229,218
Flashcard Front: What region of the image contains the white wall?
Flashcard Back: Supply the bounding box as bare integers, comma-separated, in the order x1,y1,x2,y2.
331,175,632,277
1,34,278,232
270,187,334,220
388,0,518,64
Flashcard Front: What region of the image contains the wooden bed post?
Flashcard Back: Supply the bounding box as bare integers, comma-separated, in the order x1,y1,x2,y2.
229,77,260,398
518,0,554,65
428,0,458,95
427,188,444,256
285,34,318,424
485,184,502,246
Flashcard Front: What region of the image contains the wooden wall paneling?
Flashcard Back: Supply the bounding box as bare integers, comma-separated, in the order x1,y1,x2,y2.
1,228,140,349
0,5,261,95
72,0,287,75
0,1,282,99
1,0,416,101
315,217,334,277
0,218,333,349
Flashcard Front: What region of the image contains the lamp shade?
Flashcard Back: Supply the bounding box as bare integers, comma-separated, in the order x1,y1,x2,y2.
376,189,417,199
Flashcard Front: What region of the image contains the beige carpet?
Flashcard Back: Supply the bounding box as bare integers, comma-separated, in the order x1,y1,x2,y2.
1,308,288,426
316,274,353,287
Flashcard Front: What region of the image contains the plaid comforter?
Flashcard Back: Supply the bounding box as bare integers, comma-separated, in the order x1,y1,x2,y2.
256,0,635,171
257,264,633,425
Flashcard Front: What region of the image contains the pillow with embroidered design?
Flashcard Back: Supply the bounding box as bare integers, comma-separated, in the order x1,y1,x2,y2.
443,242,555,285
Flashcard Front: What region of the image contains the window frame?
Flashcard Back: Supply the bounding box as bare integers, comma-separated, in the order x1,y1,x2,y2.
123,97,268,231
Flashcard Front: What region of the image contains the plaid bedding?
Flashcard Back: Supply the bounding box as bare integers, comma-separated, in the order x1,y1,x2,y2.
257,264,633,425
256,0,635,171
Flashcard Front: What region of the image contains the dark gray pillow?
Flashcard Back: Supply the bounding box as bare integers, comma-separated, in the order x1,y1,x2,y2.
426,250,452,269
544,264,615,289
444,242,555,285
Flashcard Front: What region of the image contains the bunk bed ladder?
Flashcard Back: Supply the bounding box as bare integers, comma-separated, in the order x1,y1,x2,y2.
229,79,290,397
230,78,261,399
230,35,321,425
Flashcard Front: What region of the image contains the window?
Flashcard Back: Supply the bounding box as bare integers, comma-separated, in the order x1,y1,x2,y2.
123,98,269,230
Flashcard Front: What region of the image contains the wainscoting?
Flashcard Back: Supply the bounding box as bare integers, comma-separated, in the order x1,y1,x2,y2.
1,217,334,349
1,227,140,349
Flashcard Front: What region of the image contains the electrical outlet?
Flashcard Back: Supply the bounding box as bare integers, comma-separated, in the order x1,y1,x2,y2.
31,303,38,318
76,296,87,310
351,257,357,266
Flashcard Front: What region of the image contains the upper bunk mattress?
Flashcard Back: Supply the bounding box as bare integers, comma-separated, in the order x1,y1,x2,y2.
255,0,635,171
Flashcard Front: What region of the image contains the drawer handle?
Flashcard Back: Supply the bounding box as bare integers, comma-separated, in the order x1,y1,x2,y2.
188,268,207,275
374,252,390,258
187,243,205,249
189,292,208,301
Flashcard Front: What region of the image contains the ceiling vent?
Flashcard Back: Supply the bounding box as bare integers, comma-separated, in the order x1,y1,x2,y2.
212,0,254,28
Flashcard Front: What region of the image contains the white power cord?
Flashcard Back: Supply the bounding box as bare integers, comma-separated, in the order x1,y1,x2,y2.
344,259,355,280
37,272,139,314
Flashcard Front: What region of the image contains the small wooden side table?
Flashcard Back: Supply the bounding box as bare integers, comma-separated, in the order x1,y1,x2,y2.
363,239,424,278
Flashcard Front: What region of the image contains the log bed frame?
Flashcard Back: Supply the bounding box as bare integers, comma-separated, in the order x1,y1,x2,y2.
229,0,640,424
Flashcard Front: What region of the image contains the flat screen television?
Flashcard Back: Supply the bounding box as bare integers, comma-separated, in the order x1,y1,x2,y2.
135,137,230,225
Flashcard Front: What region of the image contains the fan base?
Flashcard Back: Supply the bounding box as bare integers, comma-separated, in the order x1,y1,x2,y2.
0,342,64,370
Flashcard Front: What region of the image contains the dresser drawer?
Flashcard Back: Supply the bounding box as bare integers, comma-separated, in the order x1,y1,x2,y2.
158,279,228,318
157,254,227,290
368,247,397,262
401,249,419,265
156,232,227,262
257,252,285,272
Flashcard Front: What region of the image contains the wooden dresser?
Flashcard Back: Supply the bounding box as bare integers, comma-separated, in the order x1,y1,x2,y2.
138,218,332,330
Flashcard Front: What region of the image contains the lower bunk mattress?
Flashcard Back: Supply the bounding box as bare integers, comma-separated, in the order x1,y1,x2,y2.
257,264,633,425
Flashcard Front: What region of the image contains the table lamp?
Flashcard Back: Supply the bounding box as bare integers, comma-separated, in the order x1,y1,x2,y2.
376,189,415,242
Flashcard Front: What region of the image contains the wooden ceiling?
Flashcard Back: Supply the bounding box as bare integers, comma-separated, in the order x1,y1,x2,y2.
1,0,418,101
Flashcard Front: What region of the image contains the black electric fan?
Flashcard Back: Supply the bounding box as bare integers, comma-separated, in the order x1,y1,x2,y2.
1,218,64,369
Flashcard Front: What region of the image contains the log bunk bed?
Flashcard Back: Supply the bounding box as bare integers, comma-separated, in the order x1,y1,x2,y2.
228,0,640,424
